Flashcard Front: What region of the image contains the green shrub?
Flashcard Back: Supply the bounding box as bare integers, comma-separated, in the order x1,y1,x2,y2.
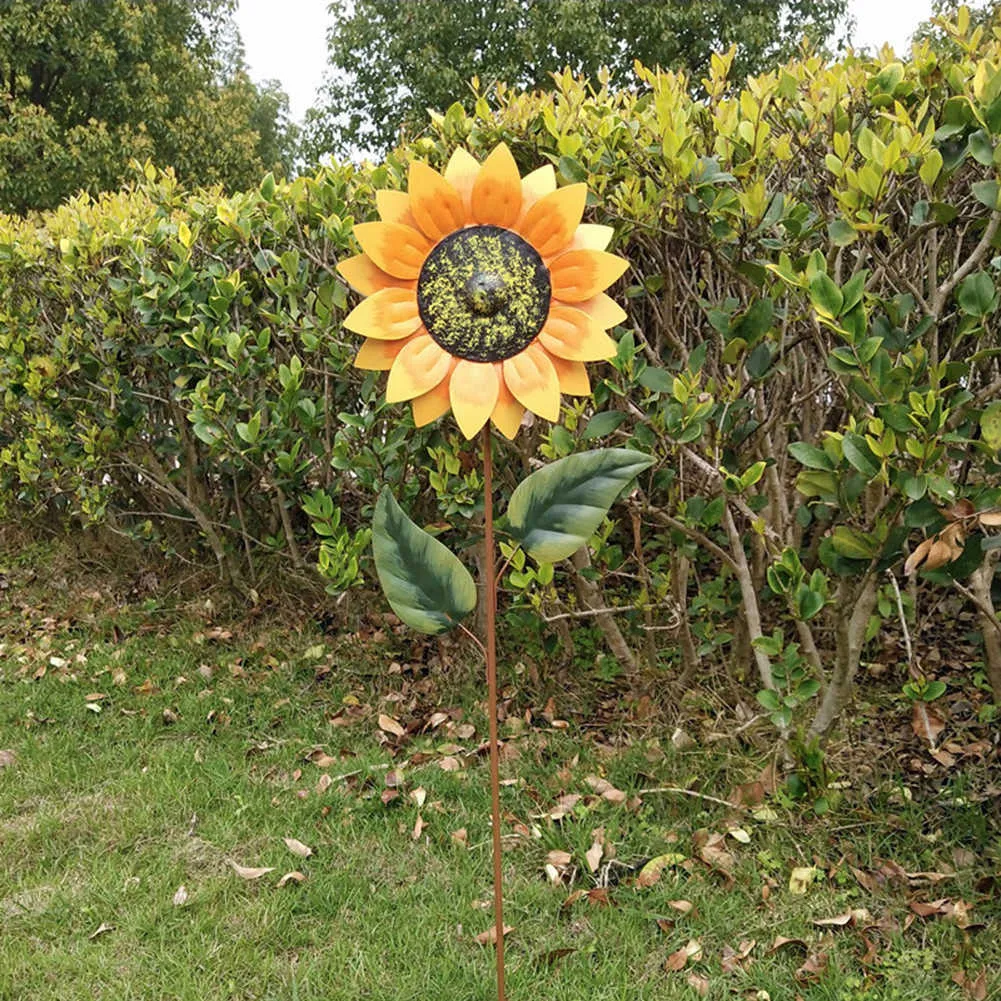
2,5,1000,733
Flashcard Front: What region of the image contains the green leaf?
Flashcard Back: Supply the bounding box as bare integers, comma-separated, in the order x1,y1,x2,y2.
842,434,881,480
506,448,654,563
958,271,997,317
788,441,833,470
638,367,674,393
582,410,627,440
809,272,844,319
972,179,1000,209
828,218,857,246
982,402,1001,449
830,526,878,560
745,342,772,379
372,489,476,635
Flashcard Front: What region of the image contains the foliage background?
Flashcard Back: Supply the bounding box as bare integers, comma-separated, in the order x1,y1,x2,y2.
2,6,1001,742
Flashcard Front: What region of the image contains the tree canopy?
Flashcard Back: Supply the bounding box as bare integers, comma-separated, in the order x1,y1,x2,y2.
0,0,294,213
304,0,850,157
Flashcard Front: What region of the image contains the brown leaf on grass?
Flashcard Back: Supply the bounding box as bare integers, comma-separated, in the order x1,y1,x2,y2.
721,939,756,974
172,885,189,907
305,747,337,769
694,830,736,877
664,939,703,971
412,814,426,840
543,793,582,821
813,908,873,928
686,971,710,996
438,756,462,772
729,780,766,807
585,837,604,873
277,871,307,887
316,773,333,795
952,968,988,1001
767,935,808,954
909,898,980,929
0,749,15,769
229,862,275,880
909,898,951,918
912,703,945,746
410,787,427,808
378,713,406,738
282,837,313,859
380,788,399,805
636,853,688,888
451,828,468,847
537,947,576,967
795,950,829,984
585,775,627,803
547,850,573,867
475,924,514,946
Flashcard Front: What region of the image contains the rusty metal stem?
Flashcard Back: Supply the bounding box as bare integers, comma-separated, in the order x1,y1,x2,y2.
481,426,506,1001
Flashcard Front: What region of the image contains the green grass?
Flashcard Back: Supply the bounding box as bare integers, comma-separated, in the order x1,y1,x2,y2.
1,592,999,1000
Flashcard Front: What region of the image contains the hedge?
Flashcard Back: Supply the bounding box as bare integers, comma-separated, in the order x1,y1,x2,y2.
2,5,1000,740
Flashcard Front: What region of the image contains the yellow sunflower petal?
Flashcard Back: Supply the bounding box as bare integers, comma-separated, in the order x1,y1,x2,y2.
549,250,629,302
353,222,432,280
354,336,412,371
520,164,556,215
538,304,617,361
573,292,628,329
502,342,561,422
450,360,500,439
518,183,587,258
376,189,418,227
564,223,614,253
342,286,421,340
409,161,466,241
386,334,452,402
470,143,522,227
491,379,526,439
550,355,591,396
444,147,480,211
411,377,454,427
336,253,412,296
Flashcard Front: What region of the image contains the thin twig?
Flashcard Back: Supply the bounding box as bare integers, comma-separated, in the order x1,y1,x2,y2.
638,786,744,811
885,570,918,679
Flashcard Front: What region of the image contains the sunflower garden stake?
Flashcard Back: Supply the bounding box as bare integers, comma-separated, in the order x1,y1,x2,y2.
338,144,652,1000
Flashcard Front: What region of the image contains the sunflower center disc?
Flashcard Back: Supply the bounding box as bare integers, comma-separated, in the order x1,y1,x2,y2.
417,225,551,362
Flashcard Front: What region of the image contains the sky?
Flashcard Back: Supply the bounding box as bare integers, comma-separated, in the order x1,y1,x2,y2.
234,0,938,123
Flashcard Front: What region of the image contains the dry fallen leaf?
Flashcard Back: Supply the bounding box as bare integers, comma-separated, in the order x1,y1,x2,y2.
795,950,829,984
378,713,406,738
412,814,426,840
410,787,427,808
476,924,514,946
952,968,988,1001
0,749,15,769
229,862,275,880
277,871,307,887
282,837,313,859
686,971,710,996
788,866,820,895
438,756,462,772
585,836,604,873
912,703,945,747
664,939,702,972
172,885,189,907
305,748,337,769
88,922,114,940
451,828,468,847
636,853,687,888
813,908,872,928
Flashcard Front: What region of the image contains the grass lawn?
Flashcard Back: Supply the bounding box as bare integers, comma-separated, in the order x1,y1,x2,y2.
1,553,999,1000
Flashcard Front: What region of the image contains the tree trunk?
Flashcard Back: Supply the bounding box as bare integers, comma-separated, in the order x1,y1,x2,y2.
970,552,1001,703
808,574,877,738
570,547,638,673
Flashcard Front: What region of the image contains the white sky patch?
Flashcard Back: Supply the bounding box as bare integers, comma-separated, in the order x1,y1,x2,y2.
233,0,938,125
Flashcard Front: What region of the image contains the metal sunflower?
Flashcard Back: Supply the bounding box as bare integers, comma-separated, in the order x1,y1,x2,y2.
337,143,629,439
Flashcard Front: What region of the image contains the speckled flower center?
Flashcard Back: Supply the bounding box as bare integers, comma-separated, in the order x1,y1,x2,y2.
417,225,551,362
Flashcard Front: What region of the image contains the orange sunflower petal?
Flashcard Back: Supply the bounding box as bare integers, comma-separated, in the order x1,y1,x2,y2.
342,287,421,340
502,342,561,422
564,223,614,253
491,378,525,439
520,164,556,216
539,304,617,361
354,336,412,371
411,377,454,427
450,360,500,439
550,355,591,396
353,222,432,280
336,253,412,296
549,250,629,302
444,148,480,211
386,334,452,402
518,183,587,258
376,189,418,227
470,143,522,227
409,161,466,241
573,292,628,329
